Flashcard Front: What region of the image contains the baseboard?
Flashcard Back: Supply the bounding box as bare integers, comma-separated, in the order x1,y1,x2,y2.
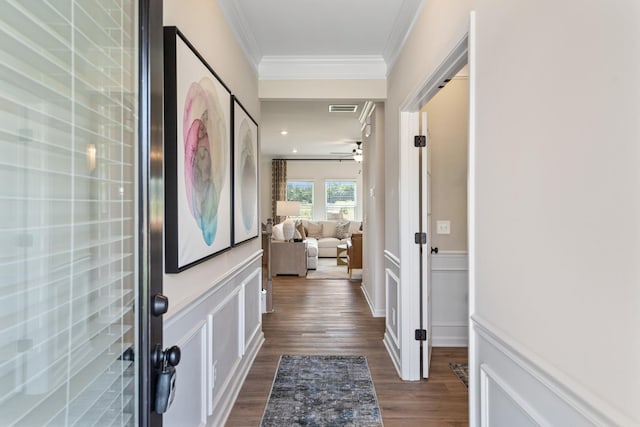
361,284,385,317
383,332,402,378
471,315,636,426
213,331,265,427
432,321,468,347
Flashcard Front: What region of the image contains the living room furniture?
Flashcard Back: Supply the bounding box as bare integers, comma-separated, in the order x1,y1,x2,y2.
347,233,363,279
336,243,348,265
300,219,361,258
271,241,307,276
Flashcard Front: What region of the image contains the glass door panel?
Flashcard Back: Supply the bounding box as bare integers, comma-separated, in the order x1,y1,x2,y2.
0,1,139,425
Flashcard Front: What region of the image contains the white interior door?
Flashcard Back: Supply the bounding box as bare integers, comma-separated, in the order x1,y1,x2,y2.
420,112,433,378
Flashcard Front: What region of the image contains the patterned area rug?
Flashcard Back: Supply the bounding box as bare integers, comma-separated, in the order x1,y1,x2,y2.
449,362,469,388
261,355,383,426
306,258,362,281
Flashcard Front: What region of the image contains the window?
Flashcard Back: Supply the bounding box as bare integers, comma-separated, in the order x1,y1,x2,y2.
325,180,357,220
286,181,313,219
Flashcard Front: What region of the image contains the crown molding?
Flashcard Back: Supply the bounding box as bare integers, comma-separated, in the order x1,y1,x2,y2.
216,0,262,73
258,55,387,80
382,0,425,72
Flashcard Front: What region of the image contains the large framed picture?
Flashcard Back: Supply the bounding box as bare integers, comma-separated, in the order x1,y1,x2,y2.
164,27,232,272
232,96,259,245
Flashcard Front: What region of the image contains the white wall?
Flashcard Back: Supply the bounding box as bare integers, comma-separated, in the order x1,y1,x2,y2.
388,0,639,425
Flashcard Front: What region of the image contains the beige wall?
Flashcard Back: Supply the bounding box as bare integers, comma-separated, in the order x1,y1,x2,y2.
423,78,468,252
388,0,639,423
162,0,261,313
260,160,363,221
362,103,386,314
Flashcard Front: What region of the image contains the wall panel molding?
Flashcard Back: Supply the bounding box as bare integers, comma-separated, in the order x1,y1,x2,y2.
163,256,264,426
432,252,468,347
472,315,634,426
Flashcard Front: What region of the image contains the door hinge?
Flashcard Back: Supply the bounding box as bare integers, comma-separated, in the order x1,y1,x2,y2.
414,135,426,147
414,232,426,245
415,329,427,341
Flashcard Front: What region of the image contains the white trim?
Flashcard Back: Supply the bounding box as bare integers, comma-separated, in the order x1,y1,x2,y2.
259,55,387,80
216,0,261,73
468,10,479,427
382,0,426,71
243,267,263,354
384,249,400,268
165,250,263,323
431,321,468,347
472,315,636,427
480,364,549,427
385,268,401,349
361,285,385,317
211,329,265,427
431,252,469,270
398,110,421,381
383,333,402,378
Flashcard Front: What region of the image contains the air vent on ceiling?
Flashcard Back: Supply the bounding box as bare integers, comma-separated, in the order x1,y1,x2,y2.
329,104,358,113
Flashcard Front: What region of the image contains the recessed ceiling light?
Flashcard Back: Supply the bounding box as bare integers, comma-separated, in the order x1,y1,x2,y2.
280,130,288,135
292,148,298,153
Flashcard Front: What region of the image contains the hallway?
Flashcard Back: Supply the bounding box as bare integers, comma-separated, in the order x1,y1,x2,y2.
226,275,468,426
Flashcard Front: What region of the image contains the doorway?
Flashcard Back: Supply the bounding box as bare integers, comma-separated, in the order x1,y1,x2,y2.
394,24,473,381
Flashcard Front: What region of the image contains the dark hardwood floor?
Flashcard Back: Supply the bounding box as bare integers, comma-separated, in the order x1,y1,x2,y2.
226,273,469,426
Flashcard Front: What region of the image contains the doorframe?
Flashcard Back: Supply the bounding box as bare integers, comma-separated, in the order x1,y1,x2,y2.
139,0,165,425
396,12,475,384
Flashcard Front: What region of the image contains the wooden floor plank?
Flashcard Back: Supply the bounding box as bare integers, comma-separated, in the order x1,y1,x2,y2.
226,275,469,426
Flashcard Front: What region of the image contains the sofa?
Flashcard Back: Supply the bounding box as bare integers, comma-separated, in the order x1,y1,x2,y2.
272,219,362,270
300,220,361,269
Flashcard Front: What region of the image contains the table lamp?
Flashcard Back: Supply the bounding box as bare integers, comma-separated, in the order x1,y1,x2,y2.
276,200,301,241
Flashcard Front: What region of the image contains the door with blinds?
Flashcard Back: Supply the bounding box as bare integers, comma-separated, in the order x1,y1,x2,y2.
1,1,154,425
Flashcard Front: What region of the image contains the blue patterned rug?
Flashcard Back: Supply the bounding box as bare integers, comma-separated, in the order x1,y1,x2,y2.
449,362,469,388
260,355,383,426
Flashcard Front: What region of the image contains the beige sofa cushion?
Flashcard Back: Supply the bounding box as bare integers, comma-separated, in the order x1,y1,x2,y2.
306,221,323,238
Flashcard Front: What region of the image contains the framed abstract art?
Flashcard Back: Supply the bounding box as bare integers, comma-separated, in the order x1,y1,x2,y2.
231,96,259,245
164,27,232,272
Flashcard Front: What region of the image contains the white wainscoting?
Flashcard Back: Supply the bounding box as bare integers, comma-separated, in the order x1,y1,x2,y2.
472,316,631,427
431,252,468,347
163,252,264,427
383,250,401,377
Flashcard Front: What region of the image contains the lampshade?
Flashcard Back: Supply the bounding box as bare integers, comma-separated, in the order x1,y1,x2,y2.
276,200,300,217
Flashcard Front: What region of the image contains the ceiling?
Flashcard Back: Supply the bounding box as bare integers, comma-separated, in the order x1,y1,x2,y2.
217,0,424,158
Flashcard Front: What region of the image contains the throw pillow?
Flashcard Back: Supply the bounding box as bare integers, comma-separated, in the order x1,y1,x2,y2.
306,221,323,238
295,221,307,240
335,221,350,239
272,223,285,241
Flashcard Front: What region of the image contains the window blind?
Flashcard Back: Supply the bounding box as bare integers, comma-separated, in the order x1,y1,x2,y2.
0,1,139,425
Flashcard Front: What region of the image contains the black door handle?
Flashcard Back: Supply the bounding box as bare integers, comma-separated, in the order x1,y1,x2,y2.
430,247,438,254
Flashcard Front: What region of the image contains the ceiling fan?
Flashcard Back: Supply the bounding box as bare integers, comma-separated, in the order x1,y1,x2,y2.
330,141,363,161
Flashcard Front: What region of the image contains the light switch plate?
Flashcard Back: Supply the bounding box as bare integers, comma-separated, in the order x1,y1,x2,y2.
436,220,451,235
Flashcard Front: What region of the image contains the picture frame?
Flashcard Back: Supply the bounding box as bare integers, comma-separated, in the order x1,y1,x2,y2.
231,96,259,245
164,26,232,272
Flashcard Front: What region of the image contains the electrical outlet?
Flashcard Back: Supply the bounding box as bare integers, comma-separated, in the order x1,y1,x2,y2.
436,220,451,235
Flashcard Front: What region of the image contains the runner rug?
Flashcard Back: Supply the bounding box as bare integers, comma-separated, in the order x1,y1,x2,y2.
449,362,469,388
260,355,383,426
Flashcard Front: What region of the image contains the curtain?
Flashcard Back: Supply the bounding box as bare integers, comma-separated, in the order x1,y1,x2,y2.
271,159,287,223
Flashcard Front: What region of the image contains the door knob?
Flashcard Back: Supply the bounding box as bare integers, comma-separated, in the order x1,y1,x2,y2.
430,247,439,254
